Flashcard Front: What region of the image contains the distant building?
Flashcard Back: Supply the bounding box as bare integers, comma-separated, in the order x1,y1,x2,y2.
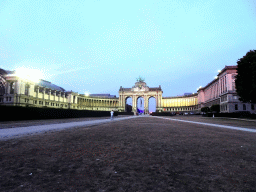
89,94,116,98
197,66,256,113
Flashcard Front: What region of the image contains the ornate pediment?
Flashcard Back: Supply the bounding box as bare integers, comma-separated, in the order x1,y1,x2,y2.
131,81,149,92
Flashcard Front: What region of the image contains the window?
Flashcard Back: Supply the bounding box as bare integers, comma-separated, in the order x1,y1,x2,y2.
232,82,236,91
243,104,246,111
10,82,15,94
25,84,29,95
252,104,255,110
235,104,238,110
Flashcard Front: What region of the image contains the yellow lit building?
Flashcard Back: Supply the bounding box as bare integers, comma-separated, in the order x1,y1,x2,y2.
162,94,198,113
0,68,119,111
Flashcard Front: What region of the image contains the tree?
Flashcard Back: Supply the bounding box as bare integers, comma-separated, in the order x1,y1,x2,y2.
201,107,210,113
235,50,256,103
210,104,220,113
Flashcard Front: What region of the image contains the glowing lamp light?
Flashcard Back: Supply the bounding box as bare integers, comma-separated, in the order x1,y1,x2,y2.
197,86,202,91
214,76,218,79
15,67,43,83
217,70,221,73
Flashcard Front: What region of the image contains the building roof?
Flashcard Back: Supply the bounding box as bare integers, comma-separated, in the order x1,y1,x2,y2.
149,87,162,91
0,68,14,76
36,79,66,92
119,87,132,91
198,65,237,91
217,65,237,76
163,93,198,99
89,94,117,98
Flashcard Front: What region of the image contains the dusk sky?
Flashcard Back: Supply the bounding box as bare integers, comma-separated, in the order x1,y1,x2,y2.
1,0,256,97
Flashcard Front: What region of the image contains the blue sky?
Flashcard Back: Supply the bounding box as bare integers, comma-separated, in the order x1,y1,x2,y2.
1,0,256,97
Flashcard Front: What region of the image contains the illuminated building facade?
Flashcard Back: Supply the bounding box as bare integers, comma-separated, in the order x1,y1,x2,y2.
197,66,256,113
162,94,198,113
0,65,255,114
0,69,118,111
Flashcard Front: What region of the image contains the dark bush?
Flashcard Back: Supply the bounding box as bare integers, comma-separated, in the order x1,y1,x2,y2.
210,104,220,113
204,112,253,118
0,105,116,121
151,112,176,116
118,112,134,115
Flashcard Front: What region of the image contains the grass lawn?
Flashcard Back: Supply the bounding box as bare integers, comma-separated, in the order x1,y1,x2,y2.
0,116,256,191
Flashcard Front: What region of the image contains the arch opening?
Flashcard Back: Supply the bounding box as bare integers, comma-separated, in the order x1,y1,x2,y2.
148,97,156,113
137,97,144,114
125,97,132,112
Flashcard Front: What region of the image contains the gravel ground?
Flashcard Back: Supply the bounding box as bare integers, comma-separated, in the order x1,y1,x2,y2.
1,115,256,191
162,115,256,129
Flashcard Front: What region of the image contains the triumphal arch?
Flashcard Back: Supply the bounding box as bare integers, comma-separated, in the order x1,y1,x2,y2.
118,78,163,113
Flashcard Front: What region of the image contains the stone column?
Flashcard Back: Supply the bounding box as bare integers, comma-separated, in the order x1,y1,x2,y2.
49,90,51,100
133,95,137,113
53,90,56,101
42,88,45,99
144,95,148,114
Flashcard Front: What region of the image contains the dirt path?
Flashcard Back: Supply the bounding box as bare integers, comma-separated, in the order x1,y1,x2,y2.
0,116,138,141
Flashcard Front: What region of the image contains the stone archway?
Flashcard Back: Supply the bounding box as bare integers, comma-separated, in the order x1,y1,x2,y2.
137,96,144,114
125,96,133,112
148,96,156,113
118,80,163,114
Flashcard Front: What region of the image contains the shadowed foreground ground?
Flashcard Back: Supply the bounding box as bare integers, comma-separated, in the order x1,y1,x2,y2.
0,116,256,191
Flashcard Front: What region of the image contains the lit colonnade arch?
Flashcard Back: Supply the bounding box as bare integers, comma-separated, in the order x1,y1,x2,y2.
77,94,119,111
162,94,198,113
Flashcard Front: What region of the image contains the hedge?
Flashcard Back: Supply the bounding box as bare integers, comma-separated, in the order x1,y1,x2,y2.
0,105,118,121
204,112,256,119
118,112,134,115
151,112,176,116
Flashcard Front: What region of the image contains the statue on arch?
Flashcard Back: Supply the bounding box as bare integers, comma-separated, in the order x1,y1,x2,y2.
136,76,145,83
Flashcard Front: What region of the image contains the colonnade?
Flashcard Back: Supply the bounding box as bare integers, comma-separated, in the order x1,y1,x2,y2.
77,97,118,110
